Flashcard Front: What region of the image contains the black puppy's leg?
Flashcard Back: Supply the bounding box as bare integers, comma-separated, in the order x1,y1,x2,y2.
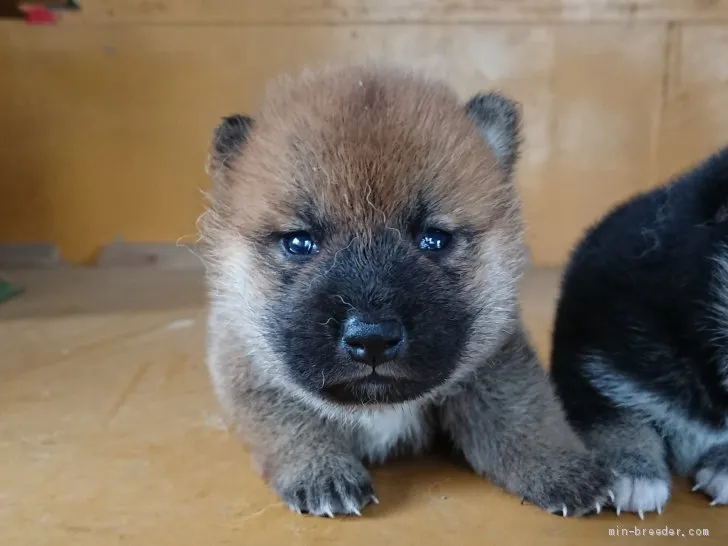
554,351,673,517
693,443,728,505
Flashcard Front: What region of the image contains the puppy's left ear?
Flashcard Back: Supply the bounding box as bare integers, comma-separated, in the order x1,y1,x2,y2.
206,114,254,186
465,93,521,180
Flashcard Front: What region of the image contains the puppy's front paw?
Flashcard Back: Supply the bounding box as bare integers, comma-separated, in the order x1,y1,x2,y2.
271,455,377,517
522,453,612,517
694,467,728,506
610,475,670,517
608,453,671,517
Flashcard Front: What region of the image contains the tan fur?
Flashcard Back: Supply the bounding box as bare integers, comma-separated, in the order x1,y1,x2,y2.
208,65,518,236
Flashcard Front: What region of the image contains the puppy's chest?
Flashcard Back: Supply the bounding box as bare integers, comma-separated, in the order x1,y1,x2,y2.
351,406,433,463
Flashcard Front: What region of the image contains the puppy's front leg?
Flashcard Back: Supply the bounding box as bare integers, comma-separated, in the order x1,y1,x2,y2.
219,380,376,517
439,329,611,516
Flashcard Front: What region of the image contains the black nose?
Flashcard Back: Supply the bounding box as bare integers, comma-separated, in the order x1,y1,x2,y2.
341,317,405,366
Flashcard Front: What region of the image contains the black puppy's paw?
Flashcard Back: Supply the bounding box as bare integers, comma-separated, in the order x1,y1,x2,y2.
693,467,728,506
608,453,671,517
694,447,728,506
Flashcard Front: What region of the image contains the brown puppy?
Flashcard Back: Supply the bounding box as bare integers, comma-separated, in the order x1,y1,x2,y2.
200,63,610,517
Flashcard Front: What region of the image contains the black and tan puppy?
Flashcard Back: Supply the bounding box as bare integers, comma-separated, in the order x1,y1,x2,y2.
551,147,728,517
200,63,610,517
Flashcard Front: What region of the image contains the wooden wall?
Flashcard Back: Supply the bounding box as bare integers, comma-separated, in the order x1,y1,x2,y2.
1,1,728,265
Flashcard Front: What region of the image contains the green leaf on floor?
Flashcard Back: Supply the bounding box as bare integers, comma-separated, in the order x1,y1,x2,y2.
0,280,23,305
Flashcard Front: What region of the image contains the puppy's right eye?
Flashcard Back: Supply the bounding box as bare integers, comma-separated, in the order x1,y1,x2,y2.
281,231,319,256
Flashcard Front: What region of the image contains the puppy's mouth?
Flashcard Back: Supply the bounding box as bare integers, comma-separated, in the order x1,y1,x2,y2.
322,372,426,405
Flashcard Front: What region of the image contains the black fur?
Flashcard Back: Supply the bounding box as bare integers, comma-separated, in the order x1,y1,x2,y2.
551,146,728,428
211,114,254,168
266,226,473,405
550,144,728,513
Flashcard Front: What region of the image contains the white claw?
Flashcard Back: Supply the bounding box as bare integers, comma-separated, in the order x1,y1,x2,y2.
616,506,621,516
608,490,615,503
562,504,568,517
324,509,335,518
657,506,662,515
371,495,380,505
710,500,720,507
692,483,702,492
595,502,602,514
638,510,645,520
352,508,362,516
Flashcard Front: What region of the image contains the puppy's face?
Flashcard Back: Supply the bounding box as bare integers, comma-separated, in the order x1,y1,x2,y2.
203,66,526,407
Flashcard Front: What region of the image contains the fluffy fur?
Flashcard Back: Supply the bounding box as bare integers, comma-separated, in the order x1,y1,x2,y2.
200,63,610,517
550,146,728,517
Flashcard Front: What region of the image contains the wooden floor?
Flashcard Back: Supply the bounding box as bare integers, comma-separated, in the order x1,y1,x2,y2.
1,268,725,545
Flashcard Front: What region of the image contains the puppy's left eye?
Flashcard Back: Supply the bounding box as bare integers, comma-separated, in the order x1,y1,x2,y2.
282,231,319,256
418,229,452,251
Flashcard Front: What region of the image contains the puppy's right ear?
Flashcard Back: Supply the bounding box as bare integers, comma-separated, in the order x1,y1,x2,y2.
206,114,254,183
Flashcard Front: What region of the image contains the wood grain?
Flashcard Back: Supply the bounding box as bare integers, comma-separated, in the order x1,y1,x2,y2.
0,22,667,265
60,0,728,24
654,25,728,184
0,268,724,545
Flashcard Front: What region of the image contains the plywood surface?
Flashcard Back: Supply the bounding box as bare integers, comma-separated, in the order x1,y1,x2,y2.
0,22,672,265
655,25,728,182
59,0,728,24
0,268,725,545
2,0,728,266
